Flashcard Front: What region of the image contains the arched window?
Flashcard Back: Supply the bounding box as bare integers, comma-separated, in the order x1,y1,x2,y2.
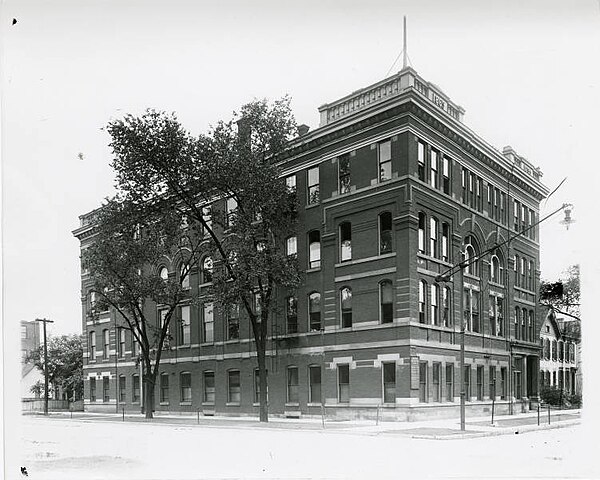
430,217,438,258
379,212,393,254
441,223,450,262
159,267,169,282
489,254,504,284
340,287,352,328
552,340,557,361
180,264,190,289
339,222,352,262
418,212,426,254
308,230,321,269
463,235,479,276
442,286,452,327
418,280,427,324
430,283,439,325
380,281,393,324
202,256,213,283
308,292,321,331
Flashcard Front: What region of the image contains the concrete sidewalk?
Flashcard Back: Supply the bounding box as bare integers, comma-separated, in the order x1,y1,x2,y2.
32,407,582,440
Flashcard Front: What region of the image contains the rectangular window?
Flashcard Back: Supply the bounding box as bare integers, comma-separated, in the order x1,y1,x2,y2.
469,173,475,208
202,205,212,236
382,362,396,404
513,200,520,232
464,366,471,400
476,178,483,211
308,230,321,269
226,197,238,229
286,174,296,192
338,364,350,403
160,373,169,403
287,367,299,403
442,156,450,194
445,364,454,402
514,370,522,399
430,149,438,188
432,363,441,402
500,367,507,399
285,296,298,334
307,166,320,204
119,376,126,403
103,377,110,402
203,371,215,403
461,168,468,204
441,223,449,262
472,290,480,333
132,375,140,403
203,303,214,343
500,192,507,224
379,140,392,182
443,287,451,327
228,371,241,403
419,362,428,403
286,236,297,256
489,366,496,400
227,305,240,340
309,366,322,403
89,331,96,360
90,377,96,402
179,305,190,345
180,372,191,403
476,366,484,401
103,329,110,359
417,141,426,182
118,328,126,357
338,154,351,194
487,184,493,217
254,369,269,403
494,188,500,220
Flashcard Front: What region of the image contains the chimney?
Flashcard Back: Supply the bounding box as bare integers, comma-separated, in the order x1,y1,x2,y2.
297,124,310,136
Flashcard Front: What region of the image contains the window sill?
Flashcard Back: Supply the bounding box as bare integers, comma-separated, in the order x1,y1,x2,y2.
224,339,240,344
305,203,320,210
200,342,215,346
306,267,321,273
285,402,300,407
307,402,322,407
179,402,192,406
159,402,169,406
202,402,215,406
198,282,213,288
226,402,241,407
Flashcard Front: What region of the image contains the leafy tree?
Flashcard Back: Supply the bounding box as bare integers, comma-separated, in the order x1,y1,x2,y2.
106,98,302,422
27,334,84,401
84,197,203,419
540,264,580,335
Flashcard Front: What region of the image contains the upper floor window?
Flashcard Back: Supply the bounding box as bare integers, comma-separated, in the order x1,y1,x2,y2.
201,205,212,237
513,200,520,232
430,283,439,325
442,286,452,327
463,288,480,333
489,253,504,284
463,236,479,276
286,174,296,192
179,305,191,345
203,303,214,343
307,166,320,205
340,287,352,328
202,256,213,284
430,149,439,188
103,329,110,359
227,304,240,340
489,296,504,336
418,212,426,254
118,327,126,357
442,156,450,194
89,331,96,360
429,217,438,258
338,154,351,194
339,222,352,262
417,141,426,182
379,140,392,182
441,223,450,262
285,236,297,256
180,265,190,290
286,296,298,334
226,197,238,229
159,267,169,282
308,292,321,331
379,212,393,254
380,280,393,324
418,280,427,324
308,230,321,269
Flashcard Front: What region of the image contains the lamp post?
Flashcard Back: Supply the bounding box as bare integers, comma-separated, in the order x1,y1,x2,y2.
35,318,54,415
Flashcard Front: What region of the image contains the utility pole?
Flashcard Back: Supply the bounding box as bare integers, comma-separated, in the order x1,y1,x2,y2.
35,318,54,415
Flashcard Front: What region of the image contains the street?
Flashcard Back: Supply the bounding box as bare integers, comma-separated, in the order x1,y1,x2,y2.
14,414,598,479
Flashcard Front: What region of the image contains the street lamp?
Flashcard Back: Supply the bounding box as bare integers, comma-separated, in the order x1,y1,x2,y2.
35,318,54,415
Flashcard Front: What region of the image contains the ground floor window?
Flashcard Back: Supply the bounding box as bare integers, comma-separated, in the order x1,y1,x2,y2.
287,367,299,403
338,365,349,403
180,372,191,403
90,377,96,402
489,366,496,399
463,366,471,399
476,366,483,401
500,367,507,399
419,362,428,403
119,375,126,403
514,371,522,399
432,363,441,402
445,364,454,402
103,377,110,402
229,370,241,403
309,365,321,403
132,374,140,403
160,373,169,404
204,371,215,403
382,362,396,404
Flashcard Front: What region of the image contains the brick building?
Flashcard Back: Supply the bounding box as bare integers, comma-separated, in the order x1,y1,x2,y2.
73,66,548,420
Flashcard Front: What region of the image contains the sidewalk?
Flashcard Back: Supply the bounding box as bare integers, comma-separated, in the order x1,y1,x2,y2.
35,407,581,440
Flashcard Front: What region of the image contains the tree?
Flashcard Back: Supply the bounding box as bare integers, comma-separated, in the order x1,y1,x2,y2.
540,264,580,336
84,197,203,419
106,98,302,421
27,334,84,401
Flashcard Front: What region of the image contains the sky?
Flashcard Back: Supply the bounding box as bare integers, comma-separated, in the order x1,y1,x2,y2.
1,0,598,341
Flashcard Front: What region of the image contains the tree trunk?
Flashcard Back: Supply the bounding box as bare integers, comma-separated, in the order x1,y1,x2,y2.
257,342,268,422
143,372,155,419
